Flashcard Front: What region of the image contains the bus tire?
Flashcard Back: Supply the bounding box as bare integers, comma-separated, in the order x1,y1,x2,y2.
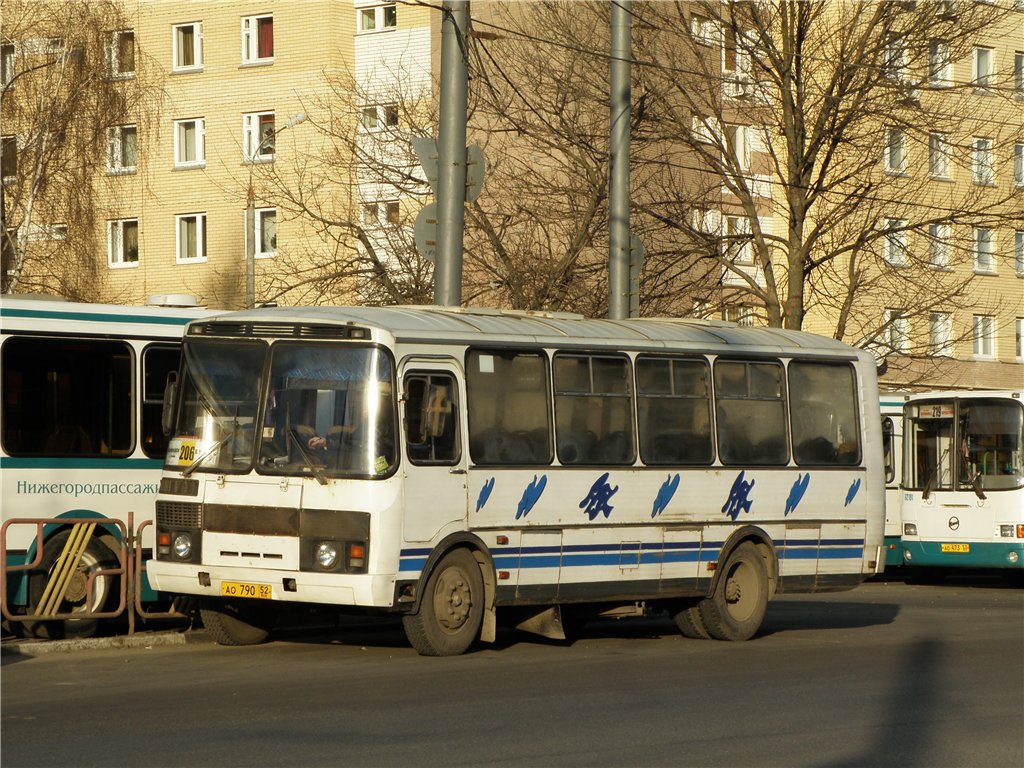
26,530,118,640
673,601,712,640
199,599,276,646
699,542,768,641
402,548,484,656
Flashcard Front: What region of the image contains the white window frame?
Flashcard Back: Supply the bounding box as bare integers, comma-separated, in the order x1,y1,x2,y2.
972,314,996,358
106,29,135,79
1,43,14,88
1016,317,1024,360
928,223,950,269
105,124,137,173
107,218,139,268
690,15,720,46
972,137,993,185
241,14,273,64
243,112,276,161
883,219,908,267
928,39,951,88
172,22,203,72
928,132,951,179
883,36,907,83
1015,230,1024,276
357,3,397,33
359,104,398,133
725,124,750,171
175,212,207,263
173,118,205,167
973,227,995,274
724,215,752,265
886,309,909,353
884,127,906,175
973,46,994,91
253,207,276,258
929,312,953,357
1014,143,1024,187
1015,51,1023,96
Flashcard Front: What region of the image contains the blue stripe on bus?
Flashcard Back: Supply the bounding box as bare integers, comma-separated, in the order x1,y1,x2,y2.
0,307,192,326
399,538,864,572
0,457,163,470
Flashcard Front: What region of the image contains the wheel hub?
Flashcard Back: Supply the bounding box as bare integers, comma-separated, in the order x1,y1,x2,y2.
435,571,471,630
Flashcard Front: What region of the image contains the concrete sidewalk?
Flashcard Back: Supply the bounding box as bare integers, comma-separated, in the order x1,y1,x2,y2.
1,628,210,657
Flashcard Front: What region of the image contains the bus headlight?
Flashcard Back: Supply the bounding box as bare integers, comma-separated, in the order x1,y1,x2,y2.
316,542,339,569
903,523,918,536
173,533,193,560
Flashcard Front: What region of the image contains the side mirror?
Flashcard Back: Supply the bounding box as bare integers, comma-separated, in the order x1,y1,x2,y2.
161,371,179,437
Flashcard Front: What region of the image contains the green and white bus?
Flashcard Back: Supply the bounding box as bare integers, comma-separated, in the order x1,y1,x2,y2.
148,305,886,655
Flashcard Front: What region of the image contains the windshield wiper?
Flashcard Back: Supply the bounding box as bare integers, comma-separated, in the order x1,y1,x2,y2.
287,428,328,486
182,406,241,478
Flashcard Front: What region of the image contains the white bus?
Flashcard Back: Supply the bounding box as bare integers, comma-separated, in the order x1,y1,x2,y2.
148,305,885,655
900,390,1024,577
880,391,909,568
0,295,214,638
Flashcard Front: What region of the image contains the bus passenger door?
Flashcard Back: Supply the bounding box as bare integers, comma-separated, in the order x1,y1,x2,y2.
400,362,468,543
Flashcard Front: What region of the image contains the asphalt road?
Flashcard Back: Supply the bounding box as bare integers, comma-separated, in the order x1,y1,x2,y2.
2,577,1022,768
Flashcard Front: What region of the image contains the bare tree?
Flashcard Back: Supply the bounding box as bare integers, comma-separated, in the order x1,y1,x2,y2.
1,0,159,299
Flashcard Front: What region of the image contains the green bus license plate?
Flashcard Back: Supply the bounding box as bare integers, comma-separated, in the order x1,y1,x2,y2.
940,543,970,553
221,581,272,599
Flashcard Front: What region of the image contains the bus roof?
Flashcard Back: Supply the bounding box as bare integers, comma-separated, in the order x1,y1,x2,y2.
0,295,219,338
187,305,865,358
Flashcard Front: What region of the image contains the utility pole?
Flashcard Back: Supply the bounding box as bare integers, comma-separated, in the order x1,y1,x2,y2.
608,0,632,320
433,0,470,307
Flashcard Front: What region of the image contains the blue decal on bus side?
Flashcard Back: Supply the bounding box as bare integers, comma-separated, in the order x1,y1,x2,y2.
785,473,810,516
476,477,495,512
516,474,547,519
722,470,755,521
651,473,680,518
845,478,862,507
579,473,618,520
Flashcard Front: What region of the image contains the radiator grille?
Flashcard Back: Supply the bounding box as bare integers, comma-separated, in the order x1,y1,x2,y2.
155,500,203,529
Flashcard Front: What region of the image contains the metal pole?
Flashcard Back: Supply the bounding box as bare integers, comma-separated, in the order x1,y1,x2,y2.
245,204,256,308
608,0,632,320
434,0,469,307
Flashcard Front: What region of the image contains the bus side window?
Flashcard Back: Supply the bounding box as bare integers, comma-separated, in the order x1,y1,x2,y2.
788,361,860,466
404,373,460,465
714,360,788,466
553,353,635,465
142,345,182,459
636,356,713,465
881,417,894,483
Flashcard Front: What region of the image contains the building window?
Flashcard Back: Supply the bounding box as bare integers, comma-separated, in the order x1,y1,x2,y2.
1015,143,1024,187
1,135,16,180
254,208,276,258
1015,51,1023,96
106,30,135,78
176,213,206,263
883,36,906,83
243,112,275,161
928,132,950,179
973,46,994,91
1,43,14,88
725,124,750,171
884,127,906,174
885,309,908,353
928,223,950,268
242,14,273,63
108,218,139,267
723,305,756,327
725,215,752,264
973,227,995,273
928,39,951,87
972,137,993,185
1015,230,1024,276
690,14,719,46
929,312,952,357
972,314,995,357
105,124,137,173
357,3,397,33
359,104,398,132
362,200,400,227
173,118,205,167
1016,318,1024,360
883,219,908,266
172,22,203,71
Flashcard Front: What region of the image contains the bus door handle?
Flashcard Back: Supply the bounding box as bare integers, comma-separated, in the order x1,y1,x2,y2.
449,468,467,475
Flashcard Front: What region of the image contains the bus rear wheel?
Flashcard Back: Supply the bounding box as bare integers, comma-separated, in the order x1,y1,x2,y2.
199,599,276,645
26,530,118,640
699,542,768,641
672,600,712,640
403,548,484,656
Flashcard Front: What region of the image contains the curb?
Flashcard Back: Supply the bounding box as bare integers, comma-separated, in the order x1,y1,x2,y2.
1,629,211,657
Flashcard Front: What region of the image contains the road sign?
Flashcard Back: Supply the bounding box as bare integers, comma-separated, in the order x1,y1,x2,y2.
414,202,438,263
411,137,486,202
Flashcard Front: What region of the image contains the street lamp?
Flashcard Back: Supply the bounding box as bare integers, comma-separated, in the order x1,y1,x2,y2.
246,111,305,309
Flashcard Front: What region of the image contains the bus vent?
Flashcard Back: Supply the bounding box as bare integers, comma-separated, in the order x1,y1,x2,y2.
189,322,361,339
155,501,203,529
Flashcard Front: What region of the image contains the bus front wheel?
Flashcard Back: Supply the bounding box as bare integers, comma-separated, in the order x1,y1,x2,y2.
699,542,768,641
26,530,118,640
199,599,276,645
403,548,484,656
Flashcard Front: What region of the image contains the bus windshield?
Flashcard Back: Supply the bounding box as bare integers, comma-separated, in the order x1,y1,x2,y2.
257,343,396,479
174,340,265,474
